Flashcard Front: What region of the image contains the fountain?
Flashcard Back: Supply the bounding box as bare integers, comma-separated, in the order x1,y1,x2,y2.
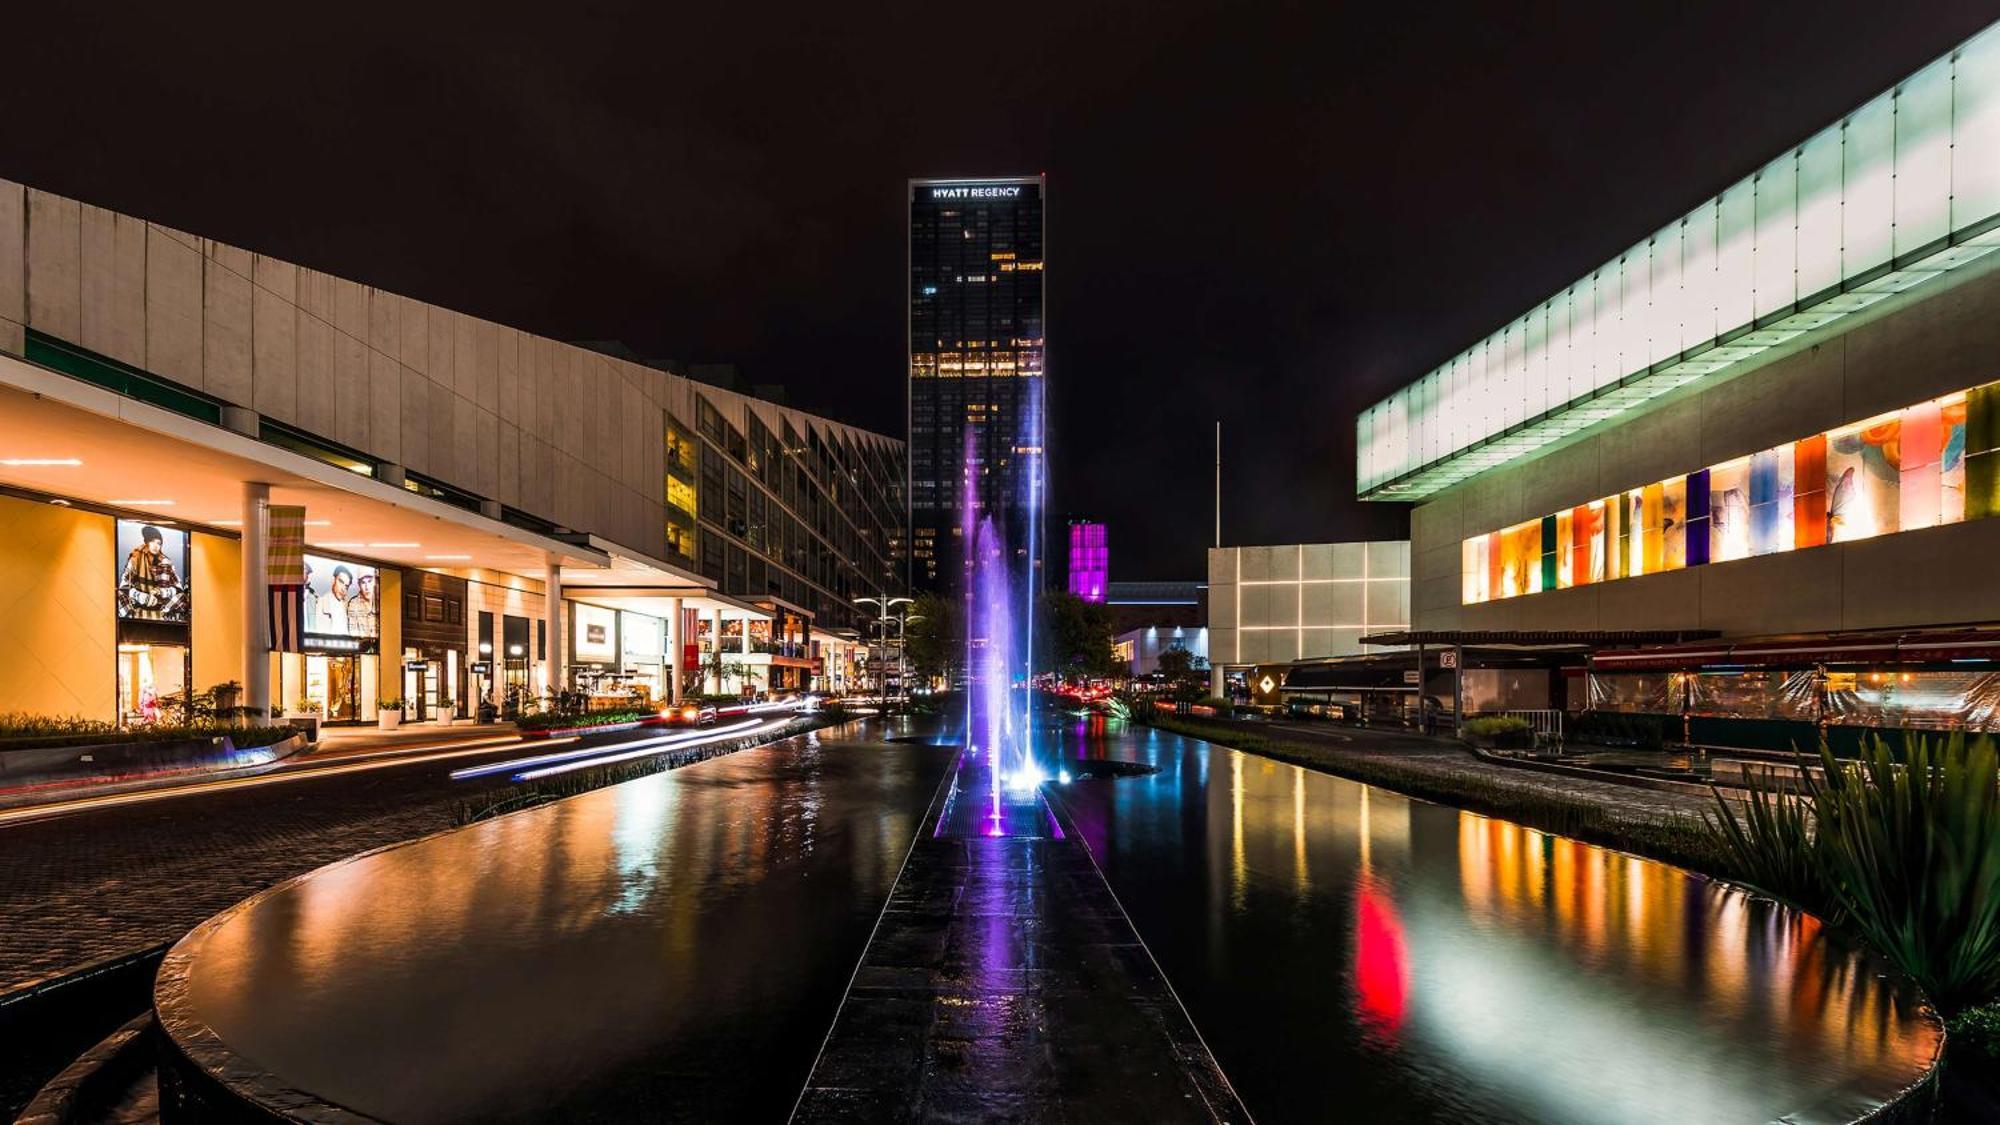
942,386,1049,837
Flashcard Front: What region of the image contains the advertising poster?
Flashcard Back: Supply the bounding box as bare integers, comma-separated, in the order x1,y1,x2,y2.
116,520,191,624
303,553,380,639
573,603,618,664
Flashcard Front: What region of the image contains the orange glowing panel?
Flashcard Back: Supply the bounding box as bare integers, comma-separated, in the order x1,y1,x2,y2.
1794,433,1828,549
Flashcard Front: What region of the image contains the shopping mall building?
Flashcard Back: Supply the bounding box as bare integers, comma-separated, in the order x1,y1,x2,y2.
0,179,902,726
1356,20,2000,747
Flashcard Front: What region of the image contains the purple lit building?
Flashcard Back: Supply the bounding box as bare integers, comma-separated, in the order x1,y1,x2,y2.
1067,521,1107,603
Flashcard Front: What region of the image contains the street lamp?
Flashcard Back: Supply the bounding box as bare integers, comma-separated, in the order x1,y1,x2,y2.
856,595,916,709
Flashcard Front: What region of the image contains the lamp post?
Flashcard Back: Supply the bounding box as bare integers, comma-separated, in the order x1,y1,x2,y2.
856,595,914,709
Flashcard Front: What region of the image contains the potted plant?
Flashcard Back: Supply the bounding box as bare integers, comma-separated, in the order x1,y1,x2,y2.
377,698,404,730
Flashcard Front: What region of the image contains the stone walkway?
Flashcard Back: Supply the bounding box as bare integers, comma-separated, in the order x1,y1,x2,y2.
796,758,1245,1124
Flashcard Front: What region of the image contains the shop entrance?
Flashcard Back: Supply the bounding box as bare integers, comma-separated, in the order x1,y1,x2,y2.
404,660,441,723
307,654,363,723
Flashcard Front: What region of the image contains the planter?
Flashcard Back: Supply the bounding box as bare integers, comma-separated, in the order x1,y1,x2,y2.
377,710,402,730
286,715,322,742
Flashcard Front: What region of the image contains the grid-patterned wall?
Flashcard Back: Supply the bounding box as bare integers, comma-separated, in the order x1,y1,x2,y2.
1207,542,1409,666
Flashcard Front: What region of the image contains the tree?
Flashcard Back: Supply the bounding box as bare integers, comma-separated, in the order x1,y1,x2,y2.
1037,591,1118,680
1154,645,1207,700
903,591,962,681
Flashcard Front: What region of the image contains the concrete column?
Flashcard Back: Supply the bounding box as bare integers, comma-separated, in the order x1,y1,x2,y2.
668,597,684,705
1209,664,1224,699
544,557,564,697
241,483,271,718
709,608,724,694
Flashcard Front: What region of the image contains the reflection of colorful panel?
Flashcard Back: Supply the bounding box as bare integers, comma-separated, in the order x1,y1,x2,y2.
1630,490,1650,576
1942,393,1967,524
1794,434,1827,548
1709,460,1750,562
1571,504,1601,586
1900,399,1941,531
1660,477,1686,570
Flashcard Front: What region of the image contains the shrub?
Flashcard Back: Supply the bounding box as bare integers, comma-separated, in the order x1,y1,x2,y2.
0,713,298,751
1707,734,2000,1013
1949,1001,2000,1066
515,708,655,733
1461,715,1533,738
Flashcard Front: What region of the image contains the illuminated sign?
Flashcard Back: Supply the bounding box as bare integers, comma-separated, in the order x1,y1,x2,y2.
927,184,1025,200
302,554,380,640
116,520,190,626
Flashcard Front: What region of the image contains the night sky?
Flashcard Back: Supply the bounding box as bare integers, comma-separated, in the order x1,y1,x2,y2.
5,2,1996,578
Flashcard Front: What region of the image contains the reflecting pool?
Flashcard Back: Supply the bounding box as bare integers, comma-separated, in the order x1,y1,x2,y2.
1046,721,1942,1125
159,734,951,1123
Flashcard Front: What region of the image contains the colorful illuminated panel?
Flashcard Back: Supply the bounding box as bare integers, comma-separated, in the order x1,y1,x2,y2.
1067,521,1108,603
1462,384,1977,604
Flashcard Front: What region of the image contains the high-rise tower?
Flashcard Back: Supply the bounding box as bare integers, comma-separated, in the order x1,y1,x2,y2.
907,176,1046,592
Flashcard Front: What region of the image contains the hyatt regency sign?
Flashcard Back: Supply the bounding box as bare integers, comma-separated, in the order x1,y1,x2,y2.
926,184,1025,200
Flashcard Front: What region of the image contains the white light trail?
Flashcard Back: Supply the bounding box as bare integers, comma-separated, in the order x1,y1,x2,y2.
513,718,787,781
448,719,763,781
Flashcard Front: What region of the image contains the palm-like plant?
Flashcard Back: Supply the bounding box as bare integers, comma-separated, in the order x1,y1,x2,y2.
1709,734,2000,1012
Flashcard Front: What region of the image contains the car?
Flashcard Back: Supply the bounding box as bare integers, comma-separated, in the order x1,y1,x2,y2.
662,702,718,727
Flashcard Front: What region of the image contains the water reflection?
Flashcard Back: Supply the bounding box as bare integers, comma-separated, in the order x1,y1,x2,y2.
177,739,949,1124
1049,722,1940,1125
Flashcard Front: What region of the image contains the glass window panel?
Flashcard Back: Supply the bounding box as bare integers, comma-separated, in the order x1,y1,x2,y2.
1641,484,1665,574
1621,244,1651,375
1900,399,1942,530
1827,413,1901,542
1844,95,1895,277
1649,226,1683,363
1715,181,1757,337
1942,392,1968,524
1686,468,1712,566
1555,509,1574,588
1748,445,1796,556
1462,537,1487,604
1954,26,2000,231
1795,434,1829,548
1895,58,1954,256
1710,458,1752,563
1797,126,1844,297
1625,489,1645,577
1753,154,1798,321
1661,476,1688,569
1681,199,1718,351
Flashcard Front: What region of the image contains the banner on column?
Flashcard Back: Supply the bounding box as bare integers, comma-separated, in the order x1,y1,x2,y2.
267,504,306,652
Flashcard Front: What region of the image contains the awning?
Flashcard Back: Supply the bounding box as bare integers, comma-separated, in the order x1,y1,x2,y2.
1590,627,2000,671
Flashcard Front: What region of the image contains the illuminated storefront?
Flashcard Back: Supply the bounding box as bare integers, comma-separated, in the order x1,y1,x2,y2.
114,518,193,725
281,552,386,724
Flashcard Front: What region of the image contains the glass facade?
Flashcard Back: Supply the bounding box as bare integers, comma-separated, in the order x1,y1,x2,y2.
908,177,1046,590
685,393,904,634
1463,378,1998,604
1360,22,2000,501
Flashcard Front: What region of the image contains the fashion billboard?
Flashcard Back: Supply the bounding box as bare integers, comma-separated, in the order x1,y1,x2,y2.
303,553,380,639
116,520,190,624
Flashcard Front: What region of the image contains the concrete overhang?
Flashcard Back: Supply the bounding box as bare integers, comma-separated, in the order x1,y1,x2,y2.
0,353,607,578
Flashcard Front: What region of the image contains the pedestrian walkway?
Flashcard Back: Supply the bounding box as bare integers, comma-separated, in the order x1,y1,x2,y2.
795,750,1246,1123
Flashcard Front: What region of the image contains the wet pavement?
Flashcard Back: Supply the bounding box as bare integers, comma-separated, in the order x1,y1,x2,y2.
1047,720,1944,1125
155,730,952,1123
795,747,1244,1122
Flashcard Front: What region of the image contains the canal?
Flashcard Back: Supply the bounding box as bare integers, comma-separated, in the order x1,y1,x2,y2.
1045,719,1942,1125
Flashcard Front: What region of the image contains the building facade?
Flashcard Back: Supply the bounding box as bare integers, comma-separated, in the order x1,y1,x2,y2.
907,176,1046,591
0,177,902,723
1359,20,2000,744
1066,520,1107,602
1206,543,1410,695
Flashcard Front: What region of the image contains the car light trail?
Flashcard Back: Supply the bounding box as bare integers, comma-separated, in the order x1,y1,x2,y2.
0,737,577,828
449,718,765,781
512,718,788,781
